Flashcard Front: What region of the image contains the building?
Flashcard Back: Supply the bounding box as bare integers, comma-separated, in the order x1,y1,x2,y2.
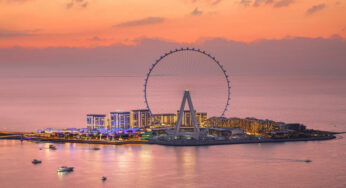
196,112,208,126
130,109,151,128
87,114,106,130
110,111,130,129
152,113,176,127
177,110,208,127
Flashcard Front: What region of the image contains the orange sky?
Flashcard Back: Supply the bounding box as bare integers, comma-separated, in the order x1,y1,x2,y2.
0,0,345,48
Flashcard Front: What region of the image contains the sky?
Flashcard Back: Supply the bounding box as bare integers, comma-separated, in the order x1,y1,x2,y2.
0,0,346,131
0,0,345,48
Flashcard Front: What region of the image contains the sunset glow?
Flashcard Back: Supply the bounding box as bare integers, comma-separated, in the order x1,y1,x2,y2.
1,0,345,48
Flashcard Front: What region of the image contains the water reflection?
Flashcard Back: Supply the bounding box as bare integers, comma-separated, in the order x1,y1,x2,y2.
57,171,72,180
0,139,345,188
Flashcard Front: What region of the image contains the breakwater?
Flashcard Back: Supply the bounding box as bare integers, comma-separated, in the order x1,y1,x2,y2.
147,135,336,146
32,138,147,145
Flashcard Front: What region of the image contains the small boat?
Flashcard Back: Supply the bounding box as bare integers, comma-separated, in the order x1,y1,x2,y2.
49,145,56,150
102,176,107,181
304,159,312,163
32,159,42,164
57,166,74,172
92,147,100,150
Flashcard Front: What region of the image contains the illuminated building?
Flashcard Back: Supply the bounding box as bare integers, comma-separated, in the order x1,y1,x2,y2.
130,109,150,128
152,113,176,127
86,114,106,130
110,111,130,129
196,112,208,126
176,110,208,127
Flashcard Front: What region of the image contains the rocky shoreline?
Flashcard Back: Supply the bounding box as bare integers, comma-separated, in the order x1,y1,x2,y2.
147,135,336,146
0,131,340,146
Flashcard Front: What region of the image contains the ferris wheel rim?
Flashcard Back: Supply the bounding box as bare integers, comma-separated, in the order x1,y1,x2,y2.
144,47,231,126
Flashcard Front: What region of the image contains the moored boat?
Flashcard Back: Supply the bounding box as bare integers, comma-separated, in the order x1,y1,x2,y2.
32,159,42,164
49,145,56,150
57,166,74,172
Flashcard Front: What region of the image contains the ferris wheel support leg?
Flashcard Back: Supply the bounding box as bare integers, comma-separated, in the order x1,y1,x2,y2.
186,91,200,134
175,92,187,135
175,90,200,139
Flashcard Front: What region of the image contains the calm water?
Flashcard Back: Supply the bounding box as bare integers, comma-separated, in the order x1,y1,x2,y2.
0,74,346,187
0,138,345,188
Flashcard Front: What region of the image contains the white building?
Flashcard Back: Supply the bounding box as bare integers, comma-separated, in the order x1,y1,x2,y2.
110,111,130,129
87,114,106,130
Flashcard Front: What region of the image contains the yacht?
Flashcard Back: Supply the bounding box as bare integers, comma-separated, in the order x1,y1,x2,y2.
32,159,42,164
57,166,74,172
49,145,56,150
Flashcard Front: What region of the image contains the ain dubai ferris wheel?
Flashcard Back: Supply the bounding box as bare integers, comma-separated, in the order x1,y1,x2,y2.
144,48,231,138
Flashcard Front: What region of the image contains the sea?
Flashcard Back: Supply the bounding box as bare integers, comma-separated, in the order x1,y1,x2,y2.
0,138,345,188
0,75,345,187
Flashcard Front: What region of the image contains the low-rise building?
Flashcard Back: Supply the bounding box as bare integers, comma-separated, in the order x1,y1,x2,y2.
176,110,208,127
152,113,176,127
87,114,106,130
130,109,151,128
110,111,130,129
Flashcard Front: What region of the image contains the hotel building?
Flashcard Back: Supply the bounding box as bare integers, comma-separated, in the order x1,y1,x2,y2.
176,110,208,127
130,109,151,128
87,114,106,130
152,113,177,127
110,111,130,129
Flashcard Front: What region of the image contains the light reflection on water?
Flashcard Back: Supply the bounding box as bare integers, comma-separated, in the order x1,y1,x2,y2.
0,139,345,188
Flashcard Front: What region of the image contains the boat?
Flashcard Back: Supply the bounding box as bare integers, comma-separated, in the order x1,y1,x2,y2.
32,159,42,164
304,159,312,163
92,147,100,150
102,176,107,181
49,145,56,150
57,166,74,172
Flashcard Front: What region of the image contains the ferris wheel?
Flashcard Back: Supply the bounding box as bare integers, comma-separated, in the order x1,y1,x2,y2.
144,47,231,127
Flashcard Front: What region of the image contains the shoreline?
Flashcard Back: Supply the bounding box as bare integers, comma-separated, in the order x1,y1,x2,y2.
0,131,340,146
147,135,337,146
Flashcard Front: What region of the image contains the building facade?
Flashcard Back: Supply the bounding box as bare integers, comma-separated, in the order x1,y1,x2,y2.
110,111,130,129
130,109,151,128
87,114,106,130
152,113,177,127
176,110,208,127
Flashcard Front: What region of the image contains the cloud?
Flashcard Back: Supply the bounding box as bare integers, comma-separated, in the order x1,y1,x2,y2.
306,4,326,15
0,28,40,38
191,8,203,15
90,36,102,41
185,0,222,6
211,0,222,5
240,0,252,6
113,17,165,27
65,0,88,9
81,2,88,8
253,0,273,7
273,0,294,8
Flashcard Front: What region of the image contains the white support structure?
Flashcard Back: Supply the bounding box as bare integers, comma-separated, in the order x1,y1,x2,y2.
175,90,200,138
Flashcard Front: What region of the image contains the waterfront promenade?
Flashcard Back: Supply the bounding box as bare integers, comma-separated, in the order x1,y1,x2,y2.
0,131,339,146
